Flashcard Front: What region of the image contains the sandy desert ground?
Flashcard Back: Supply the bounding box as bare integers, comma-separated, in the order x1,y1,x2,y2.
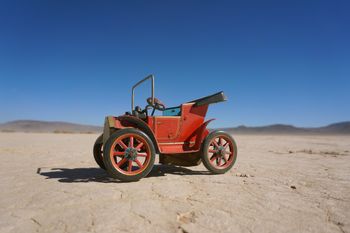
0,132,349,233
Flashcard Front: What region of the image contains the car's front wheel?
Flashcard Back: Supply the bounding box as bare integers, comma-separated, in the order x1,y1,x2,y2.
103,128,156,182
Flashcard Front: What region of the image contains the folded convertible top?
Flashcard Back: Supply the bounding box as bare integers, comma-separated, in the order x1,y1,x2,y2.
187,91,227,107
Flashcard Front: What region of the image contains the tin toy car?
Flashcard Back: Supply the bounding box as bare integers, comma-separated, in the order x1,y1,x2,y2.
93,75,237,181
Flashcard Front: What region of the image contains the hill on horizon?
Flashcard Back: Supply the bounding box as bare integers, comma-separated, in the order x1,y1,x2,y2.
0,120,102,134
220,122,350,134
0,120,349,134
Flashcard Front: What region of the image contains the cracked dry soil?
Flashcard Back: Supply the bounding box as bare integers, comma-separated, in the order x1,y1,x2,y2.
0,133,349,233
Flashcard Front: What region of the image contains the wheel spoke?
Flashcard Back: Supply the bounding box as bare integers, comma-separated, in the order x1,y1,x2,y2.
129,136,134,148
113,151,124,157
135,142,144,151
137,152,148,157
118,140,128,149
117,157,128,167
224,150,233,155
217,158,222,166
212,140,220,148
209,149,218,153
135,159,143,168
222,155,227,164
210,155,217,162
223,142,229,149
128,160,133,172
218,137,222,146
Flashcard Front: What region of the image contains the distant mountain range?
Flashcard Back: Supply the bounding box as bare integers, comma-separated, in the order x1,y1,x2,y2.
0,120,349,134
219,122,350,134
0,120,102,134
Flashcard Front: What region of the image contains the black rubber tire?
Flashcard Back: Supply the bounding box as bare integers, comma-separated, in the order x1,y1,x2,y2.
201,130,238,174
93,134,106,170
103,128,156,182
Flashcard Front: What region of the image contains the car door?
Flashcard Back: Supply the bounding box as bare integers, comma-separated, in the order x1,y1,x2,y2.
153,116,181,141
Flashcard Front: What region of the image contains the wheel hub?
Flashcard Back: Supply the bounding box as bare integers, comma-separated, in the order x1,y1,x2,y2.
125,147,138,161
216,146,225,157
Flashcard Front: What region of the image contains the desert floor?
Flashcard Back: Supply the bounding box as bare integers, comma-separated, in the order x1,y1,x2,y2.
0,132,349,233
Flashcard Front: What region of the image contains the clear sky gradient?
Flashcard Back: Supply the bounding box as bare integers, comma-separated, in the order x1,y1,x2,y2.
0,0,349,128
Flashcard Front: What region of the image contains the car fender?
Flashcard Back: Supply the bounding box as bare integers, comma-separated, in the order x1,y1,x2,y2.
195,118,215,148
103,115,160,153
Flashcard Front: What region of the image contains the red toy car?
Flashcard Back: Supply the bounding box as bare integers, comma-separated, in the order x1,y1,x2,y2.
93,75,237,181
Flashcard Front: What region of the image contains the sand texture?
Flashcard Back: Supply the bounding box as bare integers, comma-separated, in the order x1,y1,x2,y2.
0,133,349,233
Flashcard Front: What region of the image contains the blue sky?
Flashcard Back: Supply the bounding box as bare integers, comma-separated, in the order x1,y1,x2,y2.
0,0,349,128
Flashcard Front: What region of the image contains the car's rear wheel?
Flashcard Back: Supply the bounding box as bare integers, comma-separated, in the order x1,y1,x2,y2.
93,134,106,169
201,131,237,174
103,128,156,182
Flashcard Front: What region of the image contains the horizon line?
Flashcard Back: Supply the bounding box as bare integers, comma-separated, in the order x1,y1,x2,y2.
1,118,349,129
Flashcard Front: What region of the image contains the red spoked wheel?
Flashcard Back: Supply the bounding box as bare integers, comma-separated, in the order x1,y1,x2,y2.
93,134,106,169
103,128,155,181
208,136,234,169
110,134,151,175
201,131,237,174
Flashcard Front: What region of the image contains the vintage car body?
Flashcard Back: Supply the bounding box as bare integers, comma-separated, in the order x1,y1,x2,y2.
103,92,225,154
93,75,237,181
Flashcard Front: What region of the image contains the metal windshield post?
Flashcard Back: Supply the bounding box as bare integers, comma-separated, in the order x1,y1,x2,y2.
131,75,154,112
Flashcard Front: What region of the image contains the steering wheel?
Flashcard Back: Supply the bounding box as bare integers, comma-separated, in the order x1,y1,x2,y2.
146,97,166,115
